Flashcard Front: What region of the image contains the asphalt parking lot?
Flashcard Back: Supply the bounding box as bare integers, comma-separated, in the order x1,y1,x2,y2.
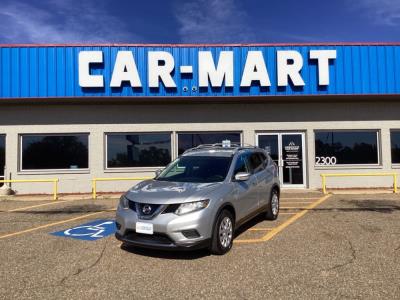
0,191,399,299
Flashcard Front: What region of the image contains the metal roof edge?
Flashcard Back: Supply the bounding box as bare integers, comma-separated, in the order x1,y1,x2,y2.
1,42,400,48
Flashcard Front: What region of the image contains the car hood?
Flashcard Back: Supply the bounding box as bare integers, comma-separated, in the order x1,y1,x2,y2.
125,179,223,204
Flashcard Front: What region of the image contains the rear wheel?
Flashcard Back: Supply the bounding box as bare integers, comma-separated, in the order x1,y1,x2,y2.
266,188,279,220
210,210,234,255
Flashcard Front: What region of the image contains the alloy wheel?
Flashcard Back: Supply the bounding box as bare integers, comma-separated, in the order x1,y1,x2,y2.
272,192,279,216
219,216,233,248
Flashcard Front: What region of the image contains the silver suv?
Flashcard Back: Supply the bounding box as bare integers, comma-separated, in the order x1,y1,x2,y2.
115,143,280,255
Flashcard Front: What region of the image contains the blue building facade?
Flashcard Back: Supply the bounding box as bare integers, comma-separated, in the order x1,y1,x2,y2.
1,44,400,99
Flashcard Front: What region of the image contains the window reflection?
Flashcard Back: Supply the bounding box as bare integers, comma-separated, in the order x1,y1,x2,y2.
107,133,171,168
315,131,378,165
178,132,241,155
0,135,5,176
22,135,89,170
390,131,400,164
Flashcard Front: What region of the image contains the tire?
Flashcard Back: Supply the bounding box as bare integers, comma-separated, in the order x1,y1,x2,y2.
210,210,235,255
266,188,279,220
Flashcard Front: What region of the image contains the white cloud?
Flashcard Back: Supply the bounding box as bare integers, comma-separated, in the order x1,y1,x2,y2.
174,0,256,43
0,0,142,43
351,0,400,26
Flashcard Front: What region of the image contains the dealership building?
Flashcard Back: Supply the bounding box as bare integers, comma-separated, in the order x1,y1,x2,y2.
1,43,400,194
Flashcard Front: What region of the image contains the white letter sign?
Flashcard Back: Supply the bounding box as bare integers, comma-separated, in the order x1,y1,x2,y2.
110,51,142,88
240,51,271,87
309,50,337,85
79,51,104,87
78,48,338,92
148,51,176,88
277,50,305,87
199,51,234,87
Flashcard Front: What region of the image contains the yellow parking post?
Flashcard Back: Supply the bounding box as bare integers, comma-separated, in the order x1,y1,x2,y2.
91,177,153,199
321,173,398,194
53,179,59,200
92,179,97,200
0,178,59,200
322,175,327,194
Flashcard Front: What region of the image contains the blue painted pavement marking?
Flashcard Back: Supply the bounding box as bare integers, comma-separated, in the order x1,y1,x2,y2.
51,219,116,241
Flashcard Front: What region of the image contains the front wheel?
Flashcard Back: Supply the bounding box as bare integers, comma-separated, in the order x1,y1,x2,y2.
266,188,279,220
210,210,234,255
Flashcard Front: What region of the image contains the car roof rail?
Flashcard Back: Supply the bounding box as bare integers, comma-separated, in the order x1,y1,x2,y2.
183,143,258,154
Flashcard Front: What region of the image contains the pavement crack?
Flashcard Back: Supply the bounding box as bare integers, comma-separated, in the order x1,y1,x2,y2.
60,240,108,285
327,239,357,271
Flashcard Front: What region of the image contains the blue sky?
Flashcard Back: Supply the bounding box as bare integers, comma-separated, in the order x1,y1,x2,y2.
0,0,399,44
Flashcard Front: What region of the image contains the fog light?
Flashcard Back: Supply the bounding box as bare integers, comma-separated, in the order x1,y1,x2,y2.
181,229,200,239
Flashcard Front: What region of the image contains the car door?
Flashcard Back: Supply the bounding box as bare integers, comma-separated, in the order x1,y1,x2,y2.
254,152,274,208
231,152,259,221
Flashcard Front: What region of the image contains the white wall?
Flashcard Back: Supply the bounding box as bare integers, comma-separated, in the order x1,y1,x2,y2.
0,98,399,194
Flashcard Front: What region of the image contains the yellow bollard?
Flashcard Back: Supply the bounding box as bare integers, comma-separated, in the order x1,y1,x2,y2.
90,177,153,200
92,179,97,200
53,179,58,200
322,175,327,194
321,173,399,194
0,178,59,199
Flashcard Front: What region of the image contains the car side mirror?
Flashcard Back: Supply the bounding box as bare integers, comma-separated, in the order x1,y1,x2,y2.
155,169,162,177
234,172,250,181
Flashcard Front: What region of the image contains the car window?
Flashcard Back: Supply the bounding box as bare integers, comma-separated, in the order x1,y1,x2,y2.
248,153,263,173
233,153,250,175
258,152,268,167
157,156,232,183
259,152,267,162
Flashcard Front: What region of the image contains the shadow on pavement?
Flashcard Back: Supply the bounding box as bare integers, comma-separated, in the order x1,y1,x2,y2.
120,243,211,260
9,204,112,214
235,214,268,238
295,199,400,214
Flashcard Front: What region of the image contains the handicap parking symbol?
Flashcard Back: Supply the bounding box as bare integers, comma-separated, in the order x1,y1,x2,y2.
51,219,117,241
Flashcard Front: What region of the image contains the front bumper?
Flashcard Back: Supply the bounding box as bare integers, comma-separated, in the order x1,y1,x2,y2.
115,204,215,250
115,231,210,251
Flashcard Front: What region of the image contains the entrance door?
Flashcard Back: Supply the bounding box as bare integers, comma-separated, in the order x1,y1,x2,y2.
257,132,306,188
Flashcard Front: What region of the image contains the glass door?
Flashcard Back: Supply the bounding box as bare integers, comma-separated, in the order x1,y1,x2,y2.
257,132,306,188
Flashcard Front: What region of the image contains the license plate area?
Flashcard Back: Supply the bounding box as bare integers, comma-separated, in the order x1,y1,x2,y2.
135,222,154,235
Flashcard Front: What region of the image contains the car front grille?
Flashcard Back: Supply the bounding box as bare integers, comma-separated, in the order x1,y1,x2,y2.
136,203,162,217
128,200,136,212
129,200,181,216
128,201,164,219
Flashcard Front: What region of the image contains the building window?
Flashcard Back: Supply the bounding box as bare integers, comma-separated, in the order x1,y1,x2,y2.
314,130,379,166
106,133,171,168
0,135,5,177
21,134,89,170
390,130,400,164
177,132,241,155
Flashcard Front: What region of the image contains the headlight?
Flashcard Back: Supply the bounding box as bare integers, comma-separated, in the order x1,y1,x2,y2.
119,195,129,209
175,199,210,216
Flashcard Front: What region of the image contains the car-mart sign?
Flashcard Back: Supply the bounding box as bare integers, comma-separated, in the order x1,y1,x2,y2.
79,49,336,89
1,44,400,98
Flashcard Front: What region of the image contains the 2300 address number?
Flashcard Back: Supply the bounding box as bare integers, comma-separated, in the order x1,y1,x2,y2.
315,156,337,166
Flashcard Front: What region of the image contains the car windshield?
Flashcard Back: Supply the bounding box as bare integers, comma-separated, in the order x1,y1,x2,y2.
156,155,233,183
